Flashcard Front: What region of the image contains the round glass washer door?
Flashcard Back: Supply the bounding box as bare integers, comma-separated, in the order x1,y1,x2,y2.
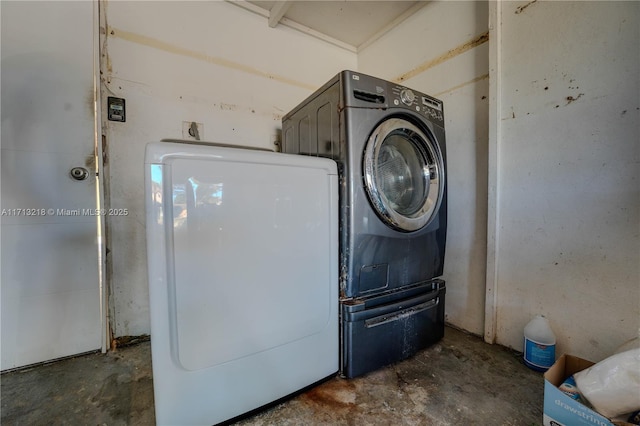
363,117,444,232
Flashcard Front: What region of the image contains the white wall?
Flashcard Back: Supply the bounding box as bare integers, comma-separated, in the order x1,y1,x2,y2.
102,1,356,336
104,0,639,360
104,1,491,340
359,1,490,335
489,1,640,361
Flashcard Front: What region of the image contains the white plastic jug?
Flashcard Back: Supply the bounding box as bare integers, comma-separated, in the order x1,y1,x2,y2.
523,315,556,371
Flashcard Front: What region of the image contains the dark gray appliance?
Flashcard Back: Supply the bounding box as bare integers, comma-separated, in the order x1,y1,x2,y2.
281,70,447,378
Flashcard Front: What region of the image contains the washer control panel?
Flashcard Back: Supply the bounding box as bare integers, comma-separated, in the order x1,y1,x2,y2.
344,71,444,125
391,85,444,124
400,89,416,106
420,94,444,123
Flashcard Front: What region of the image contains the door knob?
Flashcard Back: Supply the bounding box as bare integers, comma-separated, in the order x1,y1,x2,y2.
70,167,89,181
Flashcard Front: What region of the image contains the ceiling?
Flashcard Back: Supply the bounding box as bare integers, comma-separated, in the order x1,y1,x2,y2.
227,1,428,53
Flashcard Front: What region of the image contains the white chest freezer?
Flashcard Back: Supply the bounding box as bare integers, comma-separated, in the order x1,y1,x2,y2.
145,141,339,425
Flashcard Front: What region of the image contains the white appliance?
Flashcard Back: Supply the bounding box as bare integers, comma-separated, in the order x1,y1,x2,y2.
145,141,339,425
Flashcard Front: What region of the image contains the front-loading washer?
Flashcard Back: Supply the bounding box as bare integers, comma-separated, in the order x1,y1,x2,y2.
282,70,447,377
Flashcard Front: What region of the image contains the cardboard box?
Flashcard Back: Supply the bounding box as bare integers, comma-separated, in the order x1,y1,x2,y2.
543,354,634,426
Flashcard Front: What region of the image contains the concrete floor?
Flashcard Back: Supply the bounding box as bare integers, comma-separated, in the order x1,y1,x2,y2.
1,327,544,425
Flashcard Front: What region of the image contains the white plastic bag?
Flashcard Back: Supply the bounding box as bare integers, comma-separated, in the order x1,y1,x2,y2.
574,348,640,418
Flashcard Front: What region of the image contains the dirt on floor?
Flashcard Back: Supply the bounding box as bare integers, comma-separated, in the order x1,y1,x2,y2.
1,327,544,426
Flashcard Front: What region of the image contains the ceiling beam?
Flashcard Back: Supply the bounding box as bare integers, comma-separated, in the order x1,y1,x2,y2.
225,0,357,53
268,1,292,28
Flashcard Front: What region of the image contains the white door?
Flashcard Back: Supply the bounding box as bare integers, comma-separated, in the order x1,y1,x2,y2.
1,1,103,370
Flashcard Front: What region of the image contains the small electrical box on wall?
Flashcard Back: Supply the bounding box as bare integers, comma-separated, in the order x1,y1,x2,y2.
107,97,126,122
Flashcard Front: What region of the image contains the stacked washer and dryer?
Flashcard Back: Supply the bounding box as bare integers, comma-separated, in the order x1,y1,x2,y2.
282,70,447,378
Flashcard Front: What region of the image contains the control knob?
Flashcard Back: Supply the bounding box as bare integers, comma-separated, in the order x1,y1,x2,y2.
400,89,416,106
